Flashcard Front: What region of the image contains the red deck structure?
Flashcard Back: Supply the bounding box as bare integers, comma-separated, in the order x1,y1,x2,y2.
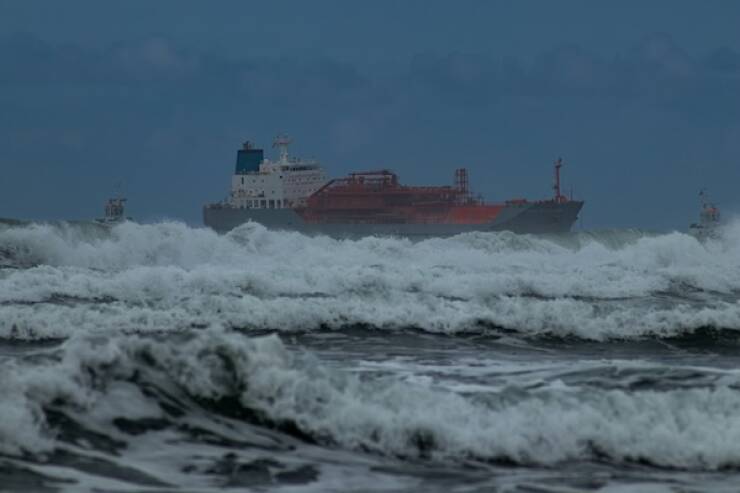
297,169,507,225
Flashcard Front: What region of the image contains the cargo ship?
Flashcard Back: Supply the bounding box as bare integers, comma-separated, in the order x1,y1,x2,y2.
203,136,584,237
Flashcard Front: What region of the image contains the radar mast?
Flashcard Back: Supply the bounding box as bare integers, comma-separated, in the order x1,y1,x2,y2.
273,134,292,164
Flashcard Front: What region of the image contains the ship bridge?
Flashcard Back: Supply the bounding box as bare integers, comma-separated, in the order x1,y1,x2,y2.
228,135,327,210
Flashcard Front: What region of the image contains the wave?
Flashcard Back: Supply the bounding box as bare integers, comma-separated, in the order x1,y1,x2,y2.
4,331,740,471
1,221,740,340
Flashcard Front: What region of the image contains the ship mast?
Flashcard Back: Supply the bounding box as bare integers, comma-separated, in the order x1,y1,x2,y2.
273,134,292,164
553,158,565,203
699,189,709,208
454,168,470,203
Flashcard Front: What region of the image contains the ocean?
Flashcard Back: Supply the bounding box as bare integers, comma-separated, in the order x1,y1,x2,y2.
1,220,740,492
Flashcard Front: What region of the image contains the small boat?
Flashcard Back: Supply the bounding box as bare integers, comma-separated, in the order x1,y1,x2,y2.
689,190,721,240
95,197,131,224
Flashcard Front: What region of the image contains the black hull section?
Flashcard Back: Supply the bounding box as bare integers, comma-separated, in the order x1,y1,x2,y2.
203,201,584,237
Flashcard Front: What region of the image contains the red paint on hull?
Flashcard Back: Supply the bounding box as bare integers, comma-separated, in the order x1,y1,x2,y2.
296,169,565,226
446,205,505,224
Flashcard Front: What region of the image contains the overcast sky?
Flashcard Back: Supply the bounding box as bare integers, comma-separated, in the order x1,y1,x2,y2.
1,0,739,229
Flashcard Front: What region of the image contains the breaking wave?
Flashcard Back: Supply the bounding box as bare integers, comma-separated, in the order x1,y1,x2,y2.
4,330,740,471
1,220,740,340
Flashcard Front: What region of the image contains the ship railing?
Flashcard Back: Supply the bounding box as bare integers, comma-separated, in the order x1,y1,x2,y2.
348,169,395,177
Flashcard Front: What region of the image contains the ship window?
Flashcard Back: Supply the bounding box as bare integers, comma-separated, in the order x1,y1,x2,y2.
269,200,275,208
261,200,266,208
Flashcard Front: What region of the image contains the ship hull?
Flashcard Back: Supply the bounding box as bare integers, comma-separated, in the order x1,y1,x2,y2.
203,201,584,237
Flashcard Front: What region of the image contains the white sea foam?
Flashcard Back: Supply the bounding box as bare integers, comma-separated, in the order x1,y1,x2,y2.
5,331,740,469
1,220,740,340
0,335,137,455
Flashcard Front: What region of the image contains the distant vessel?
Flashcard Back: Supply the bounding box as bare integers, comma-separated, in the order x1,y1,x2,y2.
0,217,26,227
95,197,130,224
203,136,584,237
689,190,721,240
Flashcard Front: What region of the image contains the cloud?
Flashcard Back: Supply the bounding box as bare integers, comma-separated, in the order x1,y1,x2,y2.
631,33,694,76
111,37,200,79
0,34,198,85
2,32,737,117
705,46,740,73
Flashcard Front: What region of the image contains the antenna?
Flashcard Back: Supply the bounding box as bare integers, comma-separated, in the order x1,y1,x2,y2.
115,180,125,200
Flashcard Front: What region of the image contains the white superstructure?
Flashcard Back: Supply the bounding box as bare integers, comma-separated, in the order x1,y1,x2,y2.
228,135,327,209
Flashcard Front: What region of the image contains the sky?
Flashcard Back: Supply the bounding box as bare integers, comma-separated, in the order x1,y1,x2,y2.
1,0,739,229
